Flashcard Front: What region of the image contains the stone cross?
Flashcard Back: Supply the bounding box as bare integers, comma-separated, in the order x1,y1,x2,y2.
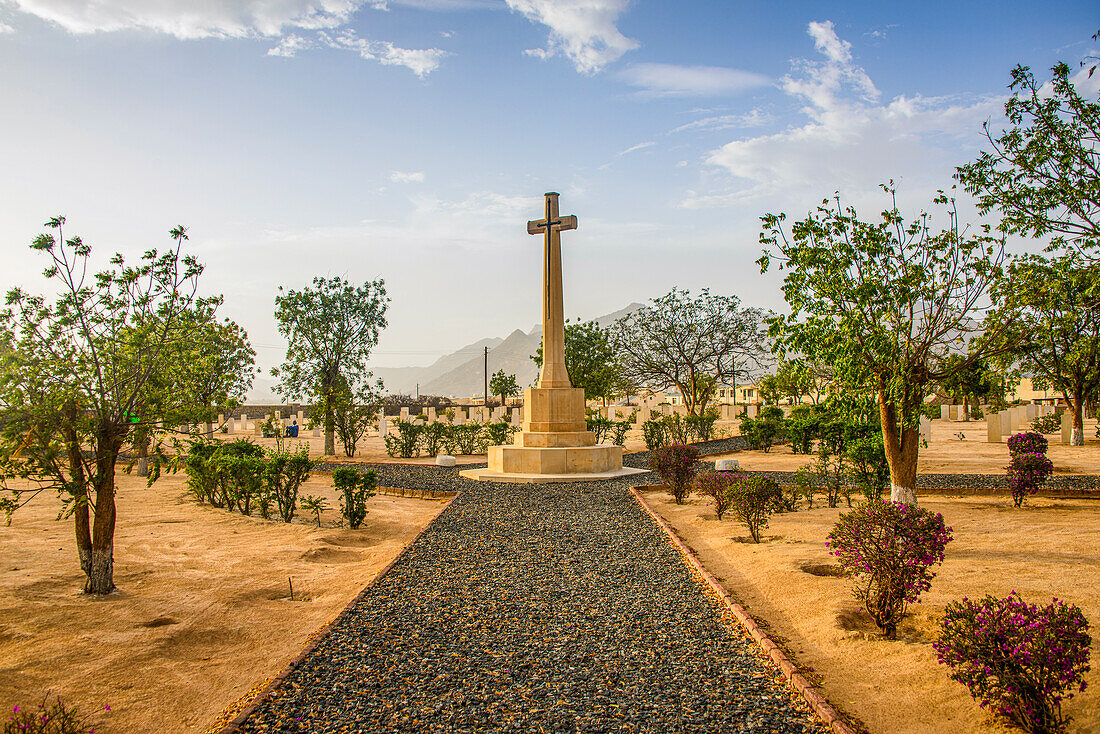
527,192,577,389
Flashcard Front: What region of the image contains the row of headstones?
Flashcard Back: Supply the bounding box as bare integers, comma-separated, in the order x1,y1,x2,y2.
183,412,324,438
938,404,983,421
985,403,1074,444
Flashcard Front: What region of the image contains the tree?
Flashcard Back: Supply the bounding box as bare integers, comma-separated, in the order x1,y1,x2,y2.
759,185,1007,504
488,369,519,410
0,219,207,593
322,374,385,457
273,277,388,456
610,289,768,417
531,319,619,404
176,305,255,437
989,254,1100,445
956,60,1099,258
939,355,1002,421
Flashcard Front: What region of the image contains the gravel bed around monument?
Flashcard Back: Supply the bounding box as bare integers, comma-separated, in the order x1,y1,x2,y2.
232,472,827,733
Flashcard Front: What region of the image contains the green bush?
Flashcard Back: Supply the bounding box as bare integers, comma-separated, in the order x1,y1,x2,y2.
695,469,736,520
791,465,820,509
609,420,632,446
485,420,518,447
383,419,423,458
649,444,699,504
642,419,667,450
421,421,449,456
586,414,613,443
685,409,719,441
786,405,822,454
846,430,889,502
332,467,376,529
182,441,221,505
265,447,314,523
299,494,327,527
446,422,486,455
1030,413,1061,435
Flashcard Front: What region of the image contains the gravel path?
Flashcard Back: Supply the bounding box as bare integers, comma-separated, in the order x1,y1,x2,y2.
233,472,827,733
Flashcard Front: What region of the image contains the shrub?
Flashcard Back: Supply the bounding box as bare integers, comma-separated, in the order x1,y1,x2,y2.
265,447,313,523
695,470,735,520
421,421,449,457
649,444,698,504
182,441,220,505
791,465,820,509
384,419,423,458
1030,413,1061,435
730,475,781,542
1008,431,1049,457
484,420,518,447
642,420,667,450
1007,452,1055,507
446,422,486,455
786,405,822,455
738,416,762,450
3,695,97,734
609,420,632,446
299,494,327,527
846,431,889,503
586,415,613,444
934,593,1091,734
826,500,952,638
816,420,849,508
214,452,265,516
332,468,376,529
685,409,719,442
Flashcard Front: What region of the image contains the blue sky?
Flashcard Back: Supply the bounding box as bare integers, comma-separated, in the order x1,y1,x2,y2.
0,1,1096,397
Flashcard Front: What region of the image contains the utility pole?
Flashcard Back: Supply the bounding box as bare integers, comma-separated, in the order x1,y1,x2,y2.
484,346,489,410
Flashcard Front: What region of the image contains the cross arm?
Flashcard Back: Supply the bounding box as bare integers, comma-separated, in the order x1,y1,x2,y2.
527,215,578,235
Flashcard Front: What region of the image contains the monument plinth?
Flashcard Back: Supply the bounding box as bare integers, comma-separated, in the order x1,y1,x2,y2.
461,193,646,483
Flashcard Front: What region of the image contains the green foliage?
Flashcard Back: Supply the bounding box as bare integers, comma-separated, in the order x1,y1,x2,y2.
0,219,210,594
739,409,785,453
816,419,851,508
421,421,449,456
273,276,388,455
488,370,520,408
684,409,719,441
445,423,488,456
1031,413,1061,435
383,419,423,458
759,184,1008,502
484,420,518,447
265,447,313,523
532,319,619,403
729,475,781,542
332,468,376,529
642,419,667,451
586,414,613,443
786,404,824,454
609,419,632,446
956,60,1099,256
695,469,736,520
318,375,384,457
846,430,890,503
611,288,768,417
791,465,820,509
299,494,327,527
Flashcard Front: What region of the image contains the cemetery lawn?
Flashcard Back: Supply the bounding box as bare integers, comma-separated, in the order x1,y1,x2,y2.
638,490,1100,733
0,471,450,734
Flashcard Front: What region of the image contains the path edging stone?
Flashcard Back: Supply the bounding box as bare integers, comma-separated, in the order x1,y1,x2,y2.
629,487,856,734
215,496,457,734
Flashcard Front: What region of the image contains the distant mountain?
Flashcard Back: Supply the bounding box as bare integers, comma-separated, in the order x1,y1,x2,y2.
383,303,643,399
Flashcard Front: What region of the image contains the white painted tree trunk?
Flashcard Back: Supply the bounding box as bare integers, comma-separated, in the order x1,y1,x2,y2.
890,484,918,505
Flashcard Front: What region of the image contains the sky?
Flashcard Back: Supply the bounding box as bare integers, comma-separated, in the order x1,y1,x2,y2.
0,0,1096,398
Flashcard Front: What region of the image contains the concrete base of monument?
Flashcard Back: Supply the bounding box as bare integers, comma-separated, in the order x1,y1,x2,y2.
459,465,648,484
459,443,648,484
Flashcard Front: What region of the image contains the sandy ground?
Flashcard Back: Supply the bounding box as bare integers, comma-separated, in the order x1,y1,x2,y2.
0,472,449,734
639,490,1100,733
707,418,1100,476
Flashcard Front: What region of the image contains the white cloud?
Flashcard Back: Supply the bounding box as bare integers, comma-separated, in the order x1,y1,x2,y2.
669,108,771,134
506,0,638,74
617,140,654,156
8,0,447,75
0,21,13,33
390,170,426,183
4,0,363,39
620,63,770,97
685,20,1002,208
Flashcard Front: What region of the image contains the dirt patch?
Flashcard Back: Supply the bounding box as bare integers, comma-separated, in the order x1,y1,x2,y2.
799,562,844,578
640,491,1100,733
0,472,449,734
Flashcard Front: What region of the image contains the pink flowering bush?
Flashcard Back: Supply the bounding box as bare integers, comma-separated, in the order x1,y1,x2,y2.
826,500,952,638
694,469,735,520
1007,452,1054,507
3,696,100,733
934,593,1091,734
1008,431,1049,457
649,444,698,504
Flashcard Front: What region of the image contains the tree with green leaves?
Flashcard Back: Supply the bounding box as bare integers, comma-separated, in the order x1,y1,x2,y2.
956,60,1099,258
0,219,208,594
532,319,619,404
939,355,1003,421
759,185,1008,505
488,369,519,410
988,254,1100,446
610,289,767,418
273,276,388,456
321,373,385,457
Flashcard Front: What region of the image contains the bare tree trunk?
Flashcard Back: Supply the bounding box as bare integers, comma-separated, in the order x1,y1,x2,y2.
65,428,92,579
962,395,970,421
135,431,150,478
86,457,118,594
1071,389,1085,446
879,391,920,505
324,405,336,456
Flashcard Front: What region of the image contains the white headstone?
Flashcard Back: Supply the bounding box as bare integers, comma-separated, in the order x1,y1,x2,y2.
312,426,321,438
511,407,522,425
1000,410,1012,438
378,416,388,438
491,407,504,422
227,418,235,435
427,407,437,422
715,458,739,471
454,409,465,425
1061,411,1073,445
940,405,950,421
297,410,306,424
436,454,456,467
400,407,409,421
919,415,932,444
1026,404,1038,423
986,414,1001,443
608,406,618,421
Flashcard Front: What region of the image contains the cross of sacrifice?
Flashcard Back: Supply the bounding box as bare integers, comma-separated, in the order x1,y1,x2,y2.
526,192,577,389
